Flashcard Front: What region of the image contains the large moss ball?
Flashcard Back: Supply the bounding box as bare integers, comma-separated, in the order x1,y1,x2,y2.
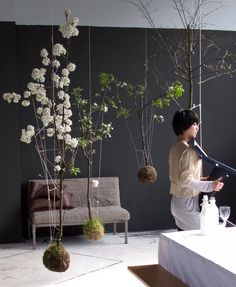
83,218,105,241
138,165,158,184
42,243,70,272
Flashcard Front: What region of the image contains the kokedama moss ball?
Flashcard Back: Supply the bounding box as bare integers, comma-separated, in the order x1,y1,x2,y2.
138,165,158,184
42,242,70,272
83,218,105,241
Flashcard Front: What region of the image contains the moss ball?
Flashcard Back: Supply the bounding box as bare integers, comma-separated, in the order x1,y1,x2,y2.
138,165,158,184
83,218,105,241
42,242,70,272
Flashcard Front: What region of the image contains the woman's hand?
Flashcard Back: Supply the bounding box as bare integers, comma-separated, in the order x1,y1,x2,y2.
213,177,224,191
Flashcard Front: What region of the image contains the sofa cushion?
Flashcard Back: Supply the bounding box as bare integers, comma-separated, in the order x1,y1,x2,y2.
30,192,75,212
30,182,66,200
31,206,130,225
62,177,121,207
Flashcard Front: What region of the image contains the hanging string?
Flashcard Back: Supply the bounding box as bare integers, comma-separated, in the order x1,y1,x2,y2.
144,28,148,164
199,0,203,147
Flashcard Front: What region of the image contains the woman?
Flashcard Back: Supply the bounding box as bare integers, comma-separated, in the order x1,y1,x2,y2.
169,109,223,230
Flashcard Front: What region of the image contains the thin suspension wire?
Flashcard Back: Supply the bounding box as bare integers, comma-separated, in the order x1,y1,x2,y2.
48,0,56,241
144,28,148,163
199,0,203,147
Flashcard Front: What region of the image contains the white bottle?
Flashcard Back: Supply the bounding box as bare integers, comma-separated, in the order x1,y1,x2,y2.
209,197,219,234
200,195,209,235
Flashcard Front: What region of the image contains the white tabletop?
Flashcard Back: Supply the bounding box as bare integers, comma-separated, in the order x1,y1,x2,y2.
158,227,236,287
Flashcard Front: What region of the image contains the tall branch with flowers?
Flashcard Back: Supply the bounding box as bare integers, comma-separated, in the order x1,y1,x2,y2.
3,9,79,272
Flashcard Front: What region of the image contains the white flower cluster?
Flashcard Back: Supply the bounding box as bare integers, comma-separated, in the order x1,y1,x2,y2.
2,9,79,149
153,114,164,123
20,125,35,144
101,122,113,138
59,9,79,39
52,43,66,57
91,179,99,188
54,155,62,172
31,68,46,83
3,92,21,103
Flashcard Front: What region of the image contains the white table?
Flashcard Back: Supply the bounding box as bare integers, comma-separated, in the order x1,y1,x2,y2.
158,227,236,287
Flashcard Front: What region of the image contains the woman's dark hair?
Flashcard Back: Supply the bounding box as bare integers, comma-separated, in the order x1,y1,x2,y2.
172,109,199,136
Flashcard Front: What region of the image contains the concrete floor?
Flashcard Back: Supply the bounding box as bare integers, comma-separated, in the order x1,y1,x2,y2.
0,230,174,287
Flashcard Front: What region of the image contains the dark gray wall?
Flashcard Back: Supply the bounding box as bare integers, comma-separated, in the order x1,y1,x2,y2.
0,23,22,243
1,23,236,243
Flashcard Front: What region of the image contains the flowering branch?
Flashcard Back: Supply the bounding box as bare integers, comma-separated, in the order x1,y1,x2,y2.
2,9,80,243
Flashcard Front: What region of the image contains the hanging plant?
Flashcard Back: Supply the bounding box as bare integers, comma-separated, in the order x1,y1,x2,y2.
72,73,117,240
3,9,80,272
43,242,70,272
138,165,158,184
114,78,184,184
83,217,105,241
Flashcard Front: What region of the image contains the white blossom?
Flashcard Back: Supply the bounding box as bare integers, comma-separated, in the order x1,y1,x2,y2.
102,122,113,137
27,83,47,103
31,68,46,83
3,92,21,103
64,109,72,118
24,91,31,98
54,165,61,172
59,16,79,39
153,114,164,123
65,125,71,133
63,98,71,108
62,68,69,77
21,100,30,107
65,9,72,17
37,107,43,115
65,118,72,126
66,137,78,148
57,90,65,100
101,105,108,112
64,93,70,101
67,62,76,72
20,125,35,143
59,76,70,88
46,128,54,137
52,60,60,68
41,107,53,127
91,179,99,188
72,17,79,26
57,133,64,140
52,43,66,57
42,57,50,66
56,103,64,115
52,73,60,87
40,48,48,58
55,155,62,163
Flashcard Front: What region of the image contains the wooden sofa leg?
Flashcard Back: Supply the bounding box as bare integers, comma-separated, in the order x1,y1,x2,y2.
32,225,36,249
113,223,117,234
125,221,128,244
28,220,31,239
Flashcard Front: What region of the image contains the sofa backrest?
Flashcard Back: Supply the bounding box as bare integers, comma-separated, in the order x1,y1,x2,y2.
28,177,121,208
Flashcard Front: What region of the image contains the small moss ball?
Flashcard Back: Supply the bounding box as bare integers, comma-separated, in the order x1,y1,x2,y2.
83,218,105,241
42,242,70,272
138,165,158,184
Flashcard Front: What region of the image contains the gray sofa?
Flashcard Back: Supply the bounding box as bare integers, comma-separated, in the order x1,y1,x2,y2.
28,177,130,248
